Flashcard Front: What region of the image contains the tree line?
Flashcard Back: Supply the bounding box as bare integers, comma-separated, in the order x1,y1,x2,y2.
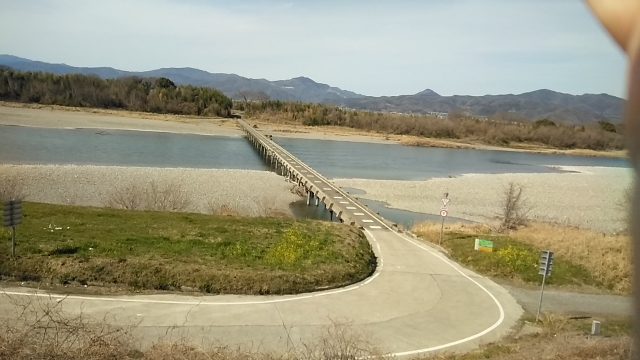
235,100,625,151
0,68,233,117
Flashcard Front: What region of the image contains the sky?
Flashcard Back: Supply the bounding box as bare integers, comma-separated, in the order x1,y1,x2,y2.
0,0,627,97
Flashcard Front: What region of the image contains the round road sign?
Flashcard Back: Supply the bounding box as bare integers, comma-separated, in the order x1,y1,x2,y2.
440,209,448,217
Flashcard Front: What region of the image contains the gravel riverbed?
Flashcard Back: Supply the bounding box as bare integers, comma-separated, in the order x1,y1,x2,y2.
334,166,633,233
0,164,301,216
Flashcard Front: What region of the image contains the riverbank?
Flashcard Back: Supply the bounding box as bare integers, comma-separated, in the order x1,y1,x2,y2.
334,166,633,233
0,103,628,158
0,164,301,217
0,202,375,295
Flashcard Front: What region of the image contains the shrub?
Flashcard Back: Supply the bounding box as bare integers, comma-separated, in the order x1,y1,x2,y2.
533,118,556,128
500,182,531,231
598,120,617,133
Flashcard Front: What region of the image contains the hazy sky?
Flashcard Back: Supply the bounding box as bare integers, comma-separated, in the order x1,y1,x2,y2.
0,0,627,97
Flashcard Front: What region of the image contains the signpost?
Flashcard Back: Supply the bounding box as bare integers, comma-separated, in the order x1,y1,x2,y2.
438,193,449,245
3,199,23,257
536,250,554,322
474,239,494,252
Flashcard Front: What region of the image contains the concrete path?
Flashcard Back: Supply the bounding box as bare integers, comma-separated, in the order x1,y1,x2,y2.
0,228,523,356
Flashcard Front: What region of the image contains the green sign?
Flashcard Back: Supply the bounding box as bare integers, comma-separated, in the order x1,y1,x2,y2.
474,239,494,253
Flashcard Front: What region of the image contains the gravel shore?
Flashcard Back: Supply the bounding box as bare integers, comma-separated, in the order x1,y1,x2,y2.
334,166,633,233
0,164,301,216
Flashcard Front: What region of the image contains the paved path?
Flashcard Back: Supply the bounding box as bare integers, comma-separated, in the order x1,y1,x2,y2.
504,285,632,316
0,121,524,356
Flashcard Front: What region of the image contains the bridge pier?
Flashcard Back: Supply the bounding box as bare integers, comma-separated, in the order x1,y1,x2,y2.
306,191,312,206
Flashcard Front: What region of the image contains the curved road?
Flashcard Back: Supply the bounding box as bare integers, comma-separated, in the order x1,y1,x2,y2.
0,224,522,356
0,123,523,356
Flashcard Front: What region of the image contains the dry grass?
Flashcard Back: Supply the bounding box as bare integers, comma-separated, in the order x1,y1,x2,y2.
254,118,628,158
412,221,631,293
0,295,383,360
513,223,631,293
105,180,192,212
0,295,136,359
206,197,291,218
426,313,632,360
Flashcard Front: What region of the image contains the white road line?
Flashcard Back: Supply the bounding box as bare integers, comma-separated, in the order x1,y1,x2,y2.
333,196,343,199
339,201,349,204
2,230,385,306
362,220,374,223
346,207,356,210
369,226,382,229
314,181,321,183
354,213,364,216
323,188,332,190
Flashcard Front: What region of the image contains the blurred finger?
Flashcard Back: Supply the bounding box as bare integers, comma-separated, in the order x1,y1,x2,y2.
586,0,640,55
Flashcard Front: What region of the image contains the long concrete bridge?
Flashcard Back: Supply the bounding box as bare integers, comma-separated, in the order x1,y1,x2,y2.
0,121,523,357
240,119,383,228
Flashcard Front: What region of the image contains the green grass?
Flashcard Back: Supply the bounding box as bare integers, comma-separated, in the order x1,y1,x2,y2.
0,202,376,294
436,232,602,288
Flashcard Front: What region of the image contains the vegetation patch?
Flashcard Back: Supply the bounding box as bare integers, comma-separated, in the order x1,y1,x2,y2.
0,202,376,294
0,68,233,117
411,222,625,291
237,100,625,151
438,313,632,360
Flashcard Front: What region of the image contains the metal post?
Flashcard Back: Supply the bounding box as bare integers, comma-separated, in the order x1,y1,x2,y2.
536,273,547,322
439,216,445,245
11,225,16,257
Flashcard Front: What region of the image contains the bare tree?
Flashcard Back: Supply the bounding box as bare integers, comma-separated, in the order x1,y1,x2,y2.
500,182,531,230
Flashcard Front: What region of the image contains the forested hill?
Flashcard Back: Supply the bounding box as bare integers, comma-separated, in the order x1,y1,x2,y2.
0,68,233,117
0,55,624,124
0,55,362,103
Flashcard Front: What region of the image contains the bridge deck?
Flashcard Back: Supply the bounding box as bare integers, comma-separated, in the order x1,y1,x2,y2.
238,120,390,230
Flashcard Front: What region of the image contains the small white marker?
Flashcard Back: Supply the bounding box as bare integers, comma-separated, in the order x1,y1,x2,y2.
323,188,332,191
333,196,343,199
339,201,349,204
354,213,364,216
369,226,382,229
346,206,356,209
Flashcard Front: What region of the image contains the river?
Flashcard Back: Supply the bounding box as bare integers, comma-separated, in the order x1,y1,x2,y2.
0,125,629,227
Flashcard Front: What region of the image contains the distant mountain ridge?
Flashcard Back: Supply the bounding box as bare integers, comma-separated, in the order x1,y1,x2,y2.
334,88,623,124
0,55,362,103
0,54,624,123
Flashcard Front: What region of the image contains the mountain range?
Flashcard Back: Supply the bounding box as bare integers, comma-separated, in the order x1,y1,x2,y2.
0,54,624,124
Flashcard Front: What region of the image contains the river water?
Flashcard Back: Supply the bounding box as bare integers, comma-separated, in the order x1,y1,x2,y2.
0,125,630,227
